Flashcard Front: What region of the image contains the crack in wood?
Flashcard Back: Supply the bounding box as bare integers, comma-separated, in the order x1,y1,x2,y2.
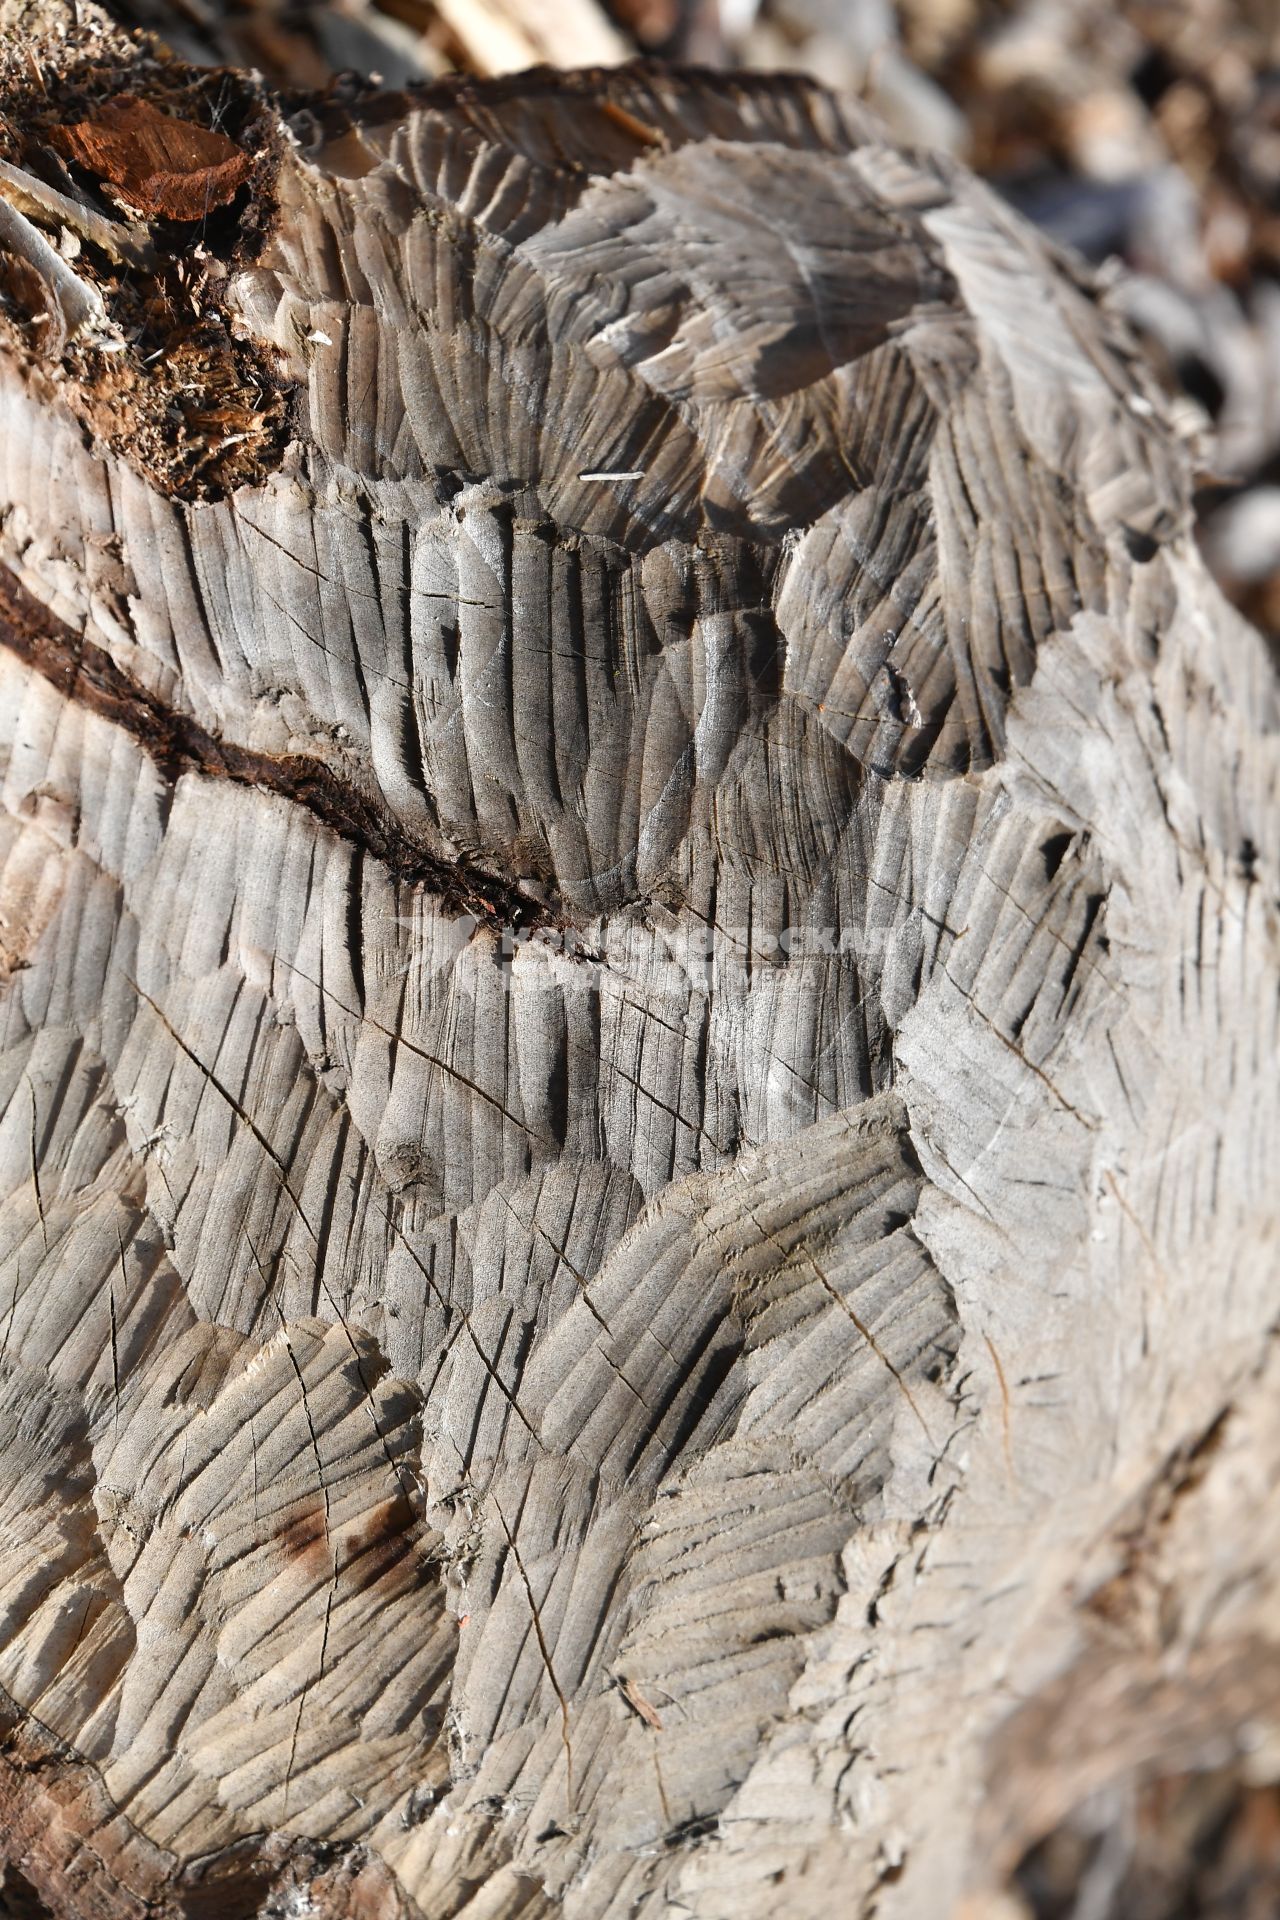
0,561,549,930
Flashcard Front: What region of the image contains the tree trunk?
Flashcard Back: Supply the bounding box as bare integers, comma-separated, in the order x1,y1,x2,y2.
0,9,1277,1917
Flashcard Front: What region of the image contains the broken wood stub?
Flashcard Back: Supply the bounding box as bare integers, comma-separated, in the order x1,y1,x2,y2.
0,7,1277,1918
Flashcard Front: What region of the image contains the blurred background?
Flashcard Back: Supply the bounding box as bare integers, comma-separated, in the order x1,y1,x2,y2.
116,0,1280,654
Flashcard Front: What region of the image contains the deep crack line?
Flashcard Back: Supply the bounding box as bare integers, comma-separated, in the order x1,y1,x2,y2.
0,560,548,929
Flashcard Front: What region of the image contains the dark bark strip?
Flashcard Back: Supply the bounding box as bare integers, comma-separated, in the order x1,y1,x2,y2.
0,561,545,928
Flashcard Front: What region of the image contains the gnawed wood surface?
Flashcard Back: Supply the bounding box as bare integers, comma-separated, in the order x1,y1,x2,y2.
0,7,1277,1916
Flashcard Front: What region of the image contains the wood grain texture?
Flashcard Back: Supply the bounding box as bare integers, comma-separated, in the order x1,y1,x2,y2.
0,7,1277,1916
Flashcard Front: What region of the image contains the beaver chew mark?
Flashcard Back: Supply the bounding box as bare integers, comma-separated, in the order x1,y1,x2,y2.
0,562,549,930
52,96,254,221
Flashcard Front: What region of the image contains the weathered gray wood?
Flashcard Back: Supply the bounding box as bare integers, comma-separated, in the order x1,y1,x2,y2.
0,7,1277,1916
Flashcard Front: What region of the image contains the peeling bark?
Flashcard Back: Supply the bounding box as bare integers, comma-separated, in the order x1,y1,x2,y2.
0,6,1277,1919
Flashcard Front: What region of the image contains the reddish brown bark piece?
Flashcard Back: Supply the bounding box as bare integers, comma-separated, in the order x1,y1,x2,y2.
52,94,252,219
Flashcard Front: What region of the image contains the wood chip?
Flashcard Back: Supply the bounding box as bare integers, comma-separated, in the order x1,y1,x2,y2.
0,155,153,267
51,95,253,222
619,1676,664,1731
0,189,114,346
